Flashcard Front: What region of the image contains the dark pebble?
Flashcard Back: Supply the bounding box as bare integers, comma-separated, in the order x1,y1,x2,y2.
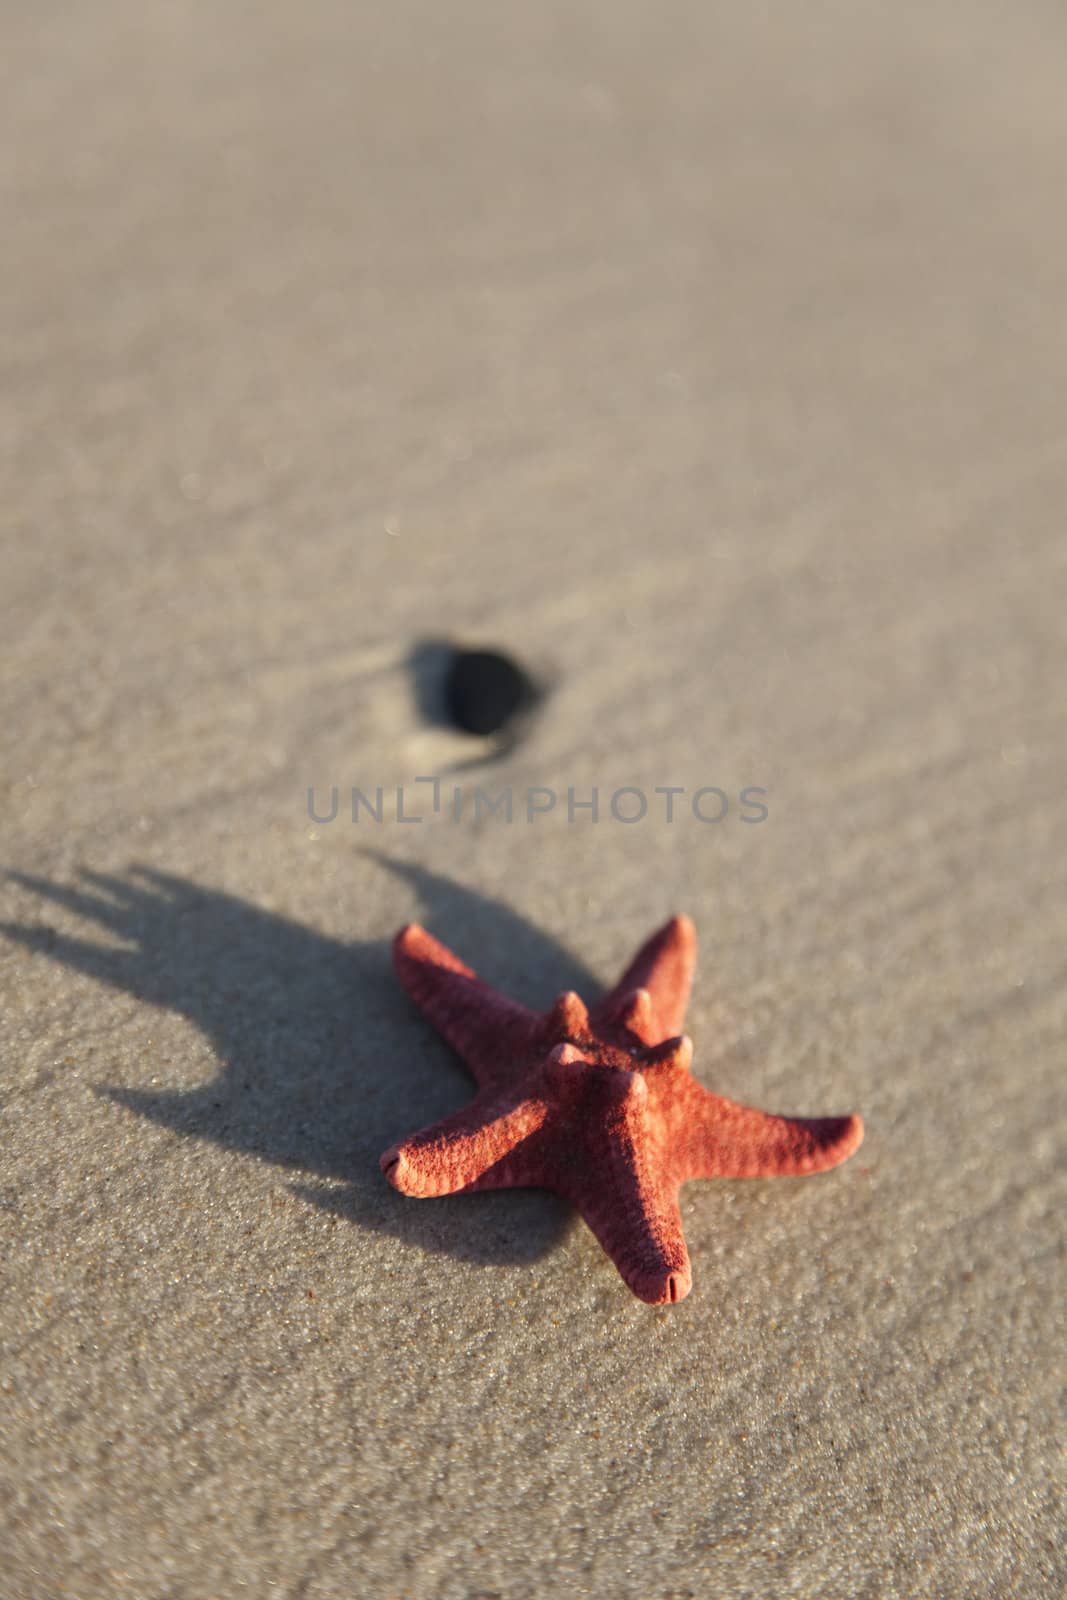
444,648,538,737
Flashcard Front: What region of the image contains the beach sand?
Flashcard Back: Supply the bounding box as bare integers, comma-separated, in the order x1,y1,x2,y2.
2,3,1064,1595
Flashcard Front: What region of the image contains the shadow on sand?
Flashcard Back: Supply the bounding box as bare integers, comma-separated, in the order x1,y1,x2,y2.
2,855,603,1269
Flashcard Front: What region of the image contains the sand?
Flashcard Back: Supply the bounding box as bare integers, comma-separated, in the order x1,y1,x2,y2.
1,3,1064,1596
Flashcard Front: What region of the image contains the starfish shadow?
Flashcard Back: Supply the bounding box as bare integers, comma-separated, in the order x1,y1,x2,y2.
1,856,599,1268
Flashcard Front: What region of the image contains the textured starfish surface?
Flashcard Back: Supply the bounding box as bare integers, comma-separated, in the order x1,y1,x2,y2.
381,916,863,1304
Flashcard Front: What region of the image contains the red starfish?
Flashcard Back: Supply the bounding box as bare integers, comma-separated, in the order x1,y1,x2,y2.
381,916,863,1304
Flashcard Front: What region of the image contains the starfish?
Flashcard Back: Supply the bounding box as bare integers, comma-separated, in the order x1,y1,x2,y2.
381,915,863,1304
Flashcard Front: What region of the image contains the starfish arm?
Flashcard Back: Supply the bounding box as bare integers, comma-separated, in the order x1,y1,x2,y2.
380,1090,549,1197
590,915,697,1041
673,1083,864,1181
552,1088,694,1303
569,1166,692,1305
393,923,540,1090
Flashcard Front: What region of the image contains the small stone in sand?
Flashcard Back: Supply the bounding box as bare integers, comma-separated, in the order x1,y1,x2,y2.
444,647,538,737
